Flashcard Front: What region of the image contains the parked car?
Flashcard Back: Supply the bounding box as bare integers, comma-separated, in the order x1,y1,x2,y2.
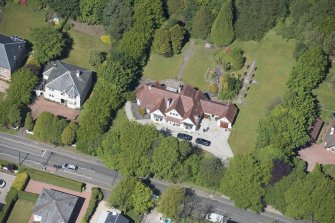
205,213,230,223
0,179,6,188
177,133,193,141
62,164,78,171
195,138,211,146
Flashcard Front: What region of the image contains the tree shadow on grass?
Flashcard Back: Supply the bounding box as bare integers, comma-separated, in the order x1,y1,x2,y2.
58,32,74,60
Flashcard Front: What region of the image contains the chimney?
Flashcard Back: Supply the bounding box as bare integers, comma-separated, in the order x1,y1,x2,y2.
13,56,17,60
149,84,152,90
330,127,334,135
76,70,81,77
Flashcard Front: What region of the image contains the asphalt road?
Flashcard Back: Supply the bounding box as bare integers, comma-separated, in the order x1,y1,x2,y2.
0,132,297,223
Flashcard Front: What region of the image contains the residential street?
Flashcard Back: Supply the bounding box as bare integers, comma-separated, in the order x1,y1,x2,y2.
0,132,297,223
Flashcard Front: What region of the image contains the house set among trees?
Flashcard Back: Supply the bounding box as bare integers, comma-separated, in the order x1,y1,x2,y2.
136,83,237,132
36,60,93,109
0,33,26,80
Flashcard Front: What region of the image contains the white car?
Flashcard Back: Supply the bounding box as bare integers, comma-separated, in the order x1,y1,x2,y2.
205,213,228,223
0,179,6,188
62,164,78,171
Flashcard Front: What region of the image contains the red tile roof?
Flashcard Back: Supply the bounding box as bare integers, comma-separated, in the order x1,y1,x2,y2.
136,83,237,125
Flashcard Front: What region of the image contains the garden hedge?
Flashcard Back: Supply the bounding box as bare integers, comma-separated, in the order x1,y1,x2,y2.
0,189,18,223
11,172,29,191
81,187,104,223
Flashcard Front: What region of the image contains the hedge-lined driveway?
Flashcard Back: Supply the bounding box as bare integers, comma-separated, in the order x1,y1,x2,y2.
0,172,15,204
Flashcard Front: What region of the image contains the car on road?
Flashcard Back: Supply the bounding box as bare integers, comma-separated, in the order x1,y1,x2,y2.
0,179,6,188
205,213,230,223
195,138,211,146
62,164,78,171
177,133,193,141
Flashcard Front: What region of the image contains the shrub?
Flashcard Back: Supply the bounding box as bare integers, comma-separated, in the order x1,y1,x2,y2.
100,35,112,44
209,83,218,94
137,107,146,117
88,49,105,67
0,189,18,223
12,172,30,191
81,187,103,223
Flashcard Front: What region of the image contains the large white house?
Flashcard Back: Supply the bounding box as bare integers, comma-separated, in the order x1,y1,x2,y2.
36,61,93,109
136,83,237,132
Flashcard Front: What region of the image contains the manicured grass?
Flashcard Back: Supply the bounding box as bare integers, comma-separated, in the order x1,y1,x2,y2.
26,168,85,192
0,2,110,70
314,65,335,123
0,3,47,39
7,199,34,223
0,126,17,135
64,28,111,70
143,48,185,80
182,40,217,91
125,209,142,223
0,92,5,100
323,164,335,178
228,30,297,155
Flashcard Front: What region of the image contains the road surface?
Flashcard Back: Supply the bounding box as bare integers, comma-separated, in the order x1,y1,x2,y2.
0,132,296,223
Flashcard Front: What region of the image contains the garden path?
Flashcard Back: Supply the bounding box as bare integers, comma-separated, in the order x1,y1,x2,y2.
177,39,194,80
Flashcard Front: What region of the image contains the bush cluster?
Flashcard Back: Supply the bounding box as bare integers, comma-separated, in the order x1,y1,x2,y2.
11,172,30,191
81,187,103,223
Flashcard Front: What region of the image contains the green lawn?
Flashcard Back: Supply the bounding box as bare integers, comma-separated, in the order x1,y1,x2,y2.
314,64,335,123
0,2,110,70
125,209,142,223
143,47,185,80
182,40,217,90
64,28,111,69
7,199,34,223
0,92,5,101
228,30,297,155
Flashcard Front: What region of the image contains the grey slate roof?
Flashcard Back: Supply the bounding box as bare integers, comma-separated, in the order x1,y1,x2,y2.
324,117,335,148
0,33,26,70
43,60,92,98
32,189,79,223
105,213,130,223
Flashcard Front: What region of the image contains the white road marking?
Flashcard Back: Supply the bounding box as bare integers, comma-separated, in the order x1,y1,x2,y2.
0,143,43,157
41,149,47,158
79,167,96,173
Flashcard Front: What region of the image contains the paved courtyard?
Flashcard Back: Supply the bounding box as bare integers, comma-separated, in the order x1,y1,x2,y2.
299,144,335,171
0,172,15,204
126,102,234,160
25,179,92,223
29,96,80,120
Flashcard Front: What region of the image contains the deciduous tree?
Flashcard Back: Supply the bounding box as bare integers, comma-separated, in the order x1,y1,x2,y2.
24,112,34,131
61,121,78,145
158,186,185,219
191,6,215,39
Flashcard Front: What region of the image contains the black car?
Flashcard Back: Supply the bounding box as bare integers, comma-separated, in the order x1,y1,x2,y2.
195,138,211,146
177,133,193,141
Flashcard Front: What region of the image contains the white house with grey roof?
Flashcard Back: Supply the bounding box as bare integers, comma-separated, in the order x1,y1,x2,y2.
36,60,93,109
0,33,26,80
32,189,79,223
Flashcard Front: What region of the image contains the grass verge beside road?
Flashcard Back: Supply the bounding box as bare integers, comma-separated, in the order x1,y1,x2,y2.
228,30,297,154
26,168,85,192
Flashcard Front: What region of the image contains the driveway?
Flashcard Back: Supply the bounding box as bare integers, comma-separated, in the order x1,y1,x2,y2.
25,179,92,223
299,144,335,171
138,118,233,160
0,172,15,204
29,96,80,120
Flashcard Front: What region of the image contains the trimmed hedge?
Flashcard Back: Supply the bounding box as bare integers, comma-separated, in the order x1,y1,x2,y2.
12,172,29,191
0,189,18,223
81,187,104,223
26,168,85,192
17,191,38,203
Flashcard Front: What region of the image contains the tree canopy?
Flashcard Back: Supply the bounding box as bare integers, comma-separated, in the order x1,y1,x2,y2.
79,0,104,24
158,186,186,219
46,0,80,18
211,0,234,46
30,27,66,64
191,6,215,40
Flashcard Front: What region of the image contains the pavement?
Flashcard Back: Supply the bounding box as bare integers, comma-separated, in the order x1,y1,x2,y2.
299,143,335,171
126,101,234,160
0,172,15,204
0,132,297,223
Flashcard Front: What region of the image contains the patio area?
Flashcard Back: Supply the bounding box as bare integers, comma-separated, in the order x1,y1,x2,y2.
29,96,80,120
125,102,234,160
299,144,335,171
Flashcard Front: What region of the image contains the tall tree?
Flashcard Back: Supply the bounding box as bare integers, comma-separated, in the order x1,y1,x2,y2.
102,0,134,40
24,112,34,131
153,28,172,57
108,177,137,212
30,27,66,64
196,157,224,189
220,154,271,212
61,121,78,145
46,0,80,18
158,186,186,219
211,0,234,46
191,6,215,39
234,0,287,40
132,181,154,214
169,24,186,54
79,0,104,24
